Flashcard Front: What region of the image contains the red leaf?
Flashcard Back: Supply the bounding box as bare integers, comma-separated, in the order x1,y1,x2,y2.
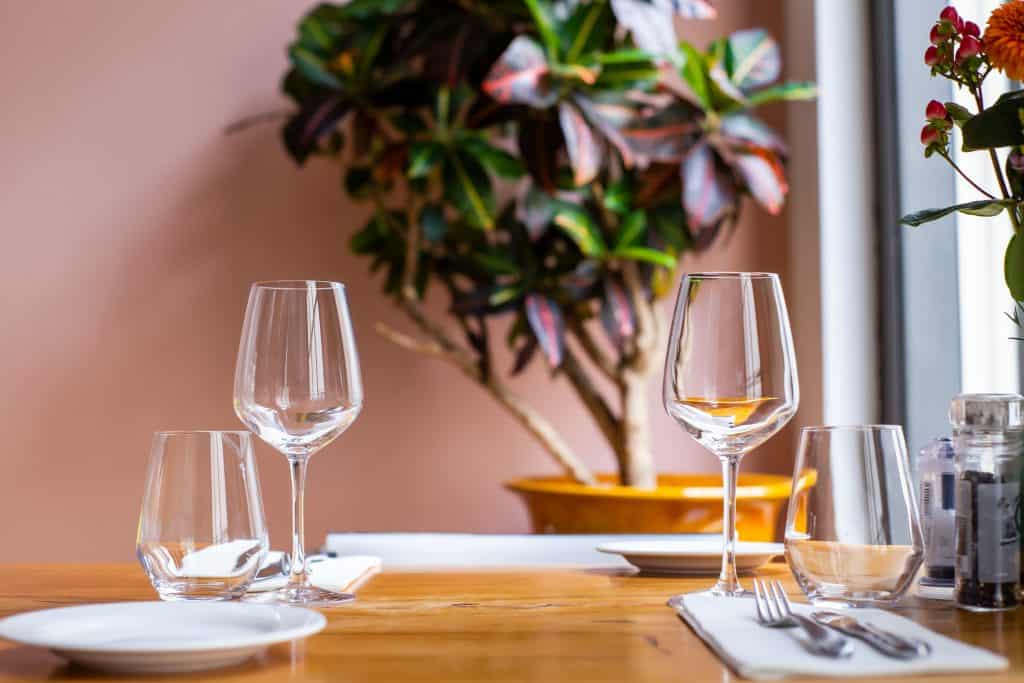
525,295,565,368
482,36,558,109
600,280,636,349
733,150,788,214
559,103,604,186
681,141,736,237
518,114,563,192
619,102,702,164
719,113,787,156
575,95,637,168
282,95,351,164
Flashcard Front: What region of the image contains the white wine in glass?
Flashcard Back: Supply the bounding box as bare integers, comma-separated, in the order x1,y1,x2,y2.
234,280,363,607
663,272,799,599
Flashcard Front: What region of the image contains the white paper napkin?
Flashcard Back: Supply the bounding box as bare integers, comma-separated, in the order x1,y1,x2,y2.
676,593,1008,680
248,556,381,594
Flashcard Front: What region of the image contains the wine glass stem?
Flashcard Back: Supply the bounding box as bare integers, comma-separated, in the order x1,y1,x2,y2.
288,457,310,588
717,455,741,595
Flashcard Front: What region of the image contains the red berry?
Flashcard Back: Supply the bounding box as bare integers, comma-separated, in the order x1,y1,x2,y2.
937,6,962,30
921,125,940,146
956,34,982,62
964,20,981,37
926,100,948,121
925,45,941,66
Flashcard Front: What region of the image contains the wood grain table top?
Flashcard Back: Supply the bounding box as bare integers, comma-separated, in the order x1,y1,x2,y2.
0,562,1020,682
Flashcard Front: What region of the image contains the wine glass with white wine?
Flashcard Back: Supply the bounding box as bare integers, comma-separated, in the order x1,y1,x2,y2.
663,272,798,599
234,280,363,607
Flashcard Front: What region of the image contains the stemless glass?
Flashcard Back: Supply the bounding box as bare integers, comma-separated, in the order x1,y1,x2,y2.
663,272,799,598
137,431,268,601
784,426,924,607
234,280,363,606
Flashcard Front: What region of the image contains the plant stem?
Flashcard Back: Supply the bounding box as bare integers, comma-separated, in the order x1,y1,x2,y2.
972,89,1021,233
939,151,997,199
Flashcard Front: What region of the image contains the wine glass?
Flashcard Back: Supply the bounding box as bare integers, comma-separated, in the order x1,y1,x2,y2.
663,272,799,598
234,280,363,606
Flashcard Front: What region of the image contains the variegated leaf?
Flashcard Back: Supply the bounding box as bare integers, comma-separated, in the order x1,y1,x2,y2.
733,149,787,215
726,29,780,91
619,102,702,163
482,36,558,109
559,102,604,186
719,113,787,156
681,141,735,236
525,294,566,367
600,280,636,349
282,95,351,164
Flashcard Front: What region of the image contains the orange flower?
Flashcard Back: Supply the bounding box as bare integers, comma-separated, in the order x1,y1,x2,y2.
984,0,1024,80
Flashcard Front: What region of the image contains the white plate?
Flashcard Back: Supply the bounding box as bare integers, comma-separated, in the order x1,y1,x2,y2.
0,601,326,674
597,540,784,575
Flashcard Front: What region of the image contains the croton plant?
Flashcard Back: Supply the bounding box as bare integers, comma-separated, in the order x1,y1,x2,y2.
277,0,815,487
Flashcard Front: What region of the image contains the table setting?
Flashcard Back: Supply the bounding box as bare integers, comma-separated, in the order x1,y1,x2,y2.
0,273,1020,682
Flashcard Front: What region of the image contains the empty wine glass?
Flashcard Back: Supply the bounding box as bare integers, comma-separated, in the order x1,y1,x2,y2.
663,273,799,598
137,430,268,601
234,280,363,606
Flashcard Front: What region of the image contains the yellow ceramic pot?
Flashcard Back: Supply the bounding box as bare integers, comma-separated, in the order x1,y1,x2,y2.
505,472,816,541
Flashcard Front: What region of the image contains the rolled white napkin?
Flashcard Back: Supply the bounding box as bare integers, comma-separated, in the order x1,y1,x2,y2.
676,593,1008,680
248,555,381,594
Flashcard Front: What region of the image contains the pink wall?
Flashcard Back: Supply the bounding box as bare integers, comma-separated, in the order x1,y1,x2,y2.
0,1,817,561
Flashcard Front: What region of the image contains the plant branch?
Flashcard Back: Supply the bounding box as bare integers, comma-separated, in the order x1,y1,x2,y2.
938,151,997,199
567,319,620,385
560,348,624,458
382,291,597,485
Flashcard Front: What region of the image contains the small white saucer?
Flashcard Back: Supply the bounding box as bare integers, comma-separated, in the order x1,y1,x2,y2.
0,601,326,674
596,540,784,575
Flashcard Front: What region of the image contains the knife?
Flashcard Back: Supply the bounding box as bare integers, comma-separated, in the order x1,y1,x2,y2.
811,611,930,660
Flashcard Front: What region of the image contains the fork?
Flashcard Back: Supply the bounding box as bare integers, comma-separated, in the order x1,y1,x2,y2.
753,579,854,659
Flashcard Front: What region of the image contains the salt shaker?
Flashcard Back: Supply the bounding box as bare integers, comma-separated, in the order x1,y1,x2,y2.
918,437,956,586
949,394,1023,612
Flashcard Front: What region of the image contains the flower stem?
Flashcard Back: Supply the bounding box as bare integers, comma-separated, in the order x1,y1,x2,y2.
939,151,997,199
973,89,1021,232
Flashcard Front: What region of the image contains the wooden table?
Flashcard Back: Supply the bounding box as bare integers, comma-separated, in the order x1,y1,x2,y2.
0,563,1020,682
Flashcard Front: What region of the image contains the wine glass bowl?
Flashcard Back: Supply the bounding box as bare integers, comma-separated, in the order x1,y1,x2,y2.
234,280,363,607
663,272,799,597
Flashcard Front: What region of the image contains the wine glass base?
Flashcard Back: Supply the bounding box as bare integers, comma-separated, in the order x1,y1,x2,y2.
667,584,752,608
244,585,355,607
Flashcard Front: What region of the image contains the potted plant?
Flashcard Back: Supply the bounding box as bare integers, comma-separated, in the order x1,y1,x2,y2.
274,0,815,536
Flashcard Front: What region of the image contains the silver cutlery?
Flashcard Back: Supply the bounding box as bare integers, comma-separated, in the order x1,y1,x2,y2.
753,579,854,658
812,611,931,660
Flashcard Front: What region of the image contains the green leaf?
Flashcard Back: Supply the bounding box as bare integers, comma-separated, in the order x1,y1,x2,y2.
563,0,615,63
408,142,445,178
1007,234,1024,301
678,41,711,110
474,251,522,275
420,204,447,242
523,0,561,58
614,210,647,250
551,202,607,256
617,246,676,269
649,204,692,252
962,91,1024,151
597,48,655,64
443,151,496,230
288,46,342,89
900,200,1018,227
944,101,972,128
458,137,525,178
746,81,817,107
603,179,633,214
344,166,375,199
